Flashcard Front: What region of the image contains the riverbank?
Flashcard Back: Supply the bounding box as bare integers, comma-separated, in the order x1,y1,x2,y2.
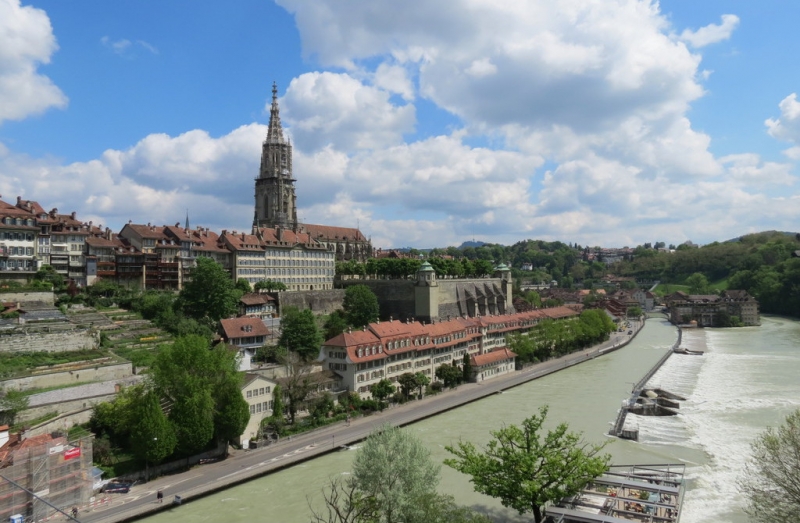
82,319,647,523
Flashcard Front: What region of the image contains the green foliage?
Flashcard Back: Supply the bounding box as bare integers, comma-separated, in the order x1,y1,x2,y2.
351,425,440,523
445,406,610,523
369,379,395,408
685,272,710,294
435,364,462,389
235,278,252,293
739,409,800,523
254,279,287,292
279,306,323,361
0,390,29,426
178,257,242,326
462,352,473,383
33,265,65,292
397,372,419,400
151,335,247,454
129,390,177,465
0,349,112,378
323,310,348,340
343,285,380,328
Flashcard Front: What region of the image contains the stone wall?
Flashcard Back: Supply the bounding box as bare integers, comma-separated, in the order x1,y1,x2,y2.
276,289,345,316
341,277,510,321
0,291,55,306
18,393,118,423
0,328,99,354
0,362,134,391
25,407,95,438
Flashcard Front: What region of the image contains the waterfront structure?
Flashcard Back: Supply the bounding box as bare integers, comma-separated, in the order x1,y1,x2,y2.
320,306,578,396
665,290,760,326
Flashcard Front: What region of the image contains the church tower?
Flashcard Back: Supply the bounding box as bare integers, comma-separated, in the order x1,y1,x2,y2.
254,83,297,230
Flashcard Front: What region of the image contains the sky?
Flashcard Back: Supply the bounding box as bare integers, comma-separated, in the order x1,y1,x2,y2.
1,1,800,249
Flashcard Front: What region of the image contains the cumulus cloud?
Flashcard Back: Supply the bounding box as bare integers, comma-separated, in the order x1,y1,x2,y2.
766,93,800,142
679,14,740,48
0,0,66,124
281,72,415,152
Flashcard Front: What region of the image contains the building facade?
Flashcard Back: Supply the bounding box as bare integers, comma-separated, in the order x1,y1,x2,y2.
320,306,578,397
665,290,760,326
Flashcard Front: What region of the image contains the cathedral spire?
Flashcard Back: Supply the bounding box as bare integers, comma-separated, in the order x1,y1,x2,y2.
266,82,284,144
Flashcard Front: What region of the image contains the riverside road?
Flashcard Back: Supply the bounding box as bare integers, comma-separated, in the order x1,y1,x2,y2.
79,323,643,523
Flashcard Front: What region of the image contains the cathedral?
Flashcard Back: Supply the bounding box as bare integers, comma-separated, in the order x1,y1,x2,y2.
253,84,371,262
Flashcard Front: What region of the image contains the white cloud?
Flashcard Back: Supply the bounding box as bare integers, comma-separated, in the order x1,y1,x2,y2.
0,0,66,124
101,36,159,56
679,14,740,48
720,154,794,185
766,93,800,142
281,72,416,152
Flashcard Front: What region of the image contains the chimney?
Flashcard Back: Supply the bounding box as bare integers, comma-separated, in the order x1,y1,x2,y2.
16,196,21,204
71,211,76,220
277,227,283,241
106,228,112,240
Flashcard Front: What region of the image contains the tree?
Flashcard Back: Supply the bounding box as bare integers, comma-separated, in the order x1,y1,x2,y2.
445,406,610,523
739,409,800,523
235,278,252,293
279,306,323,361
397,373,418,401
435,364,461,389
323,310,349,340
343,285,380,328
279,352,322,424
129,390,177,466
414,372,429,399
462,353,473,383
178,257,241,326
370,379,395,409
33,265,65,292
150,335,247,454
255,279,287,292
351,424,440,523
685,272,710,295
0,390,28,426
263,384,285,436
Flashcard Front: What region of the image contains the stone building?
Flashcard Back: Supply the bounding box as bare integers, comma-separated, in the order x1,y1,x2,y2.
664,290,760,326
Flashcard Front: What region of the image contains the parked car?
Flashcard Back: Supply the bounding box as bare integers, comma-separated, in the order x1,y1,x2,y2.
102,482,132,494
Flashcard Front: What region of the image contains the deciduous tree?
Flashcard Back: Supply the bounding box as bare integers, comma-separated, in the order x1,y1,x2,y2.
279,306,323,361
445,406,610,523
370,379,395,409
178,257,241,326
343,285,380,328
130,390,176,465
739,409,800,523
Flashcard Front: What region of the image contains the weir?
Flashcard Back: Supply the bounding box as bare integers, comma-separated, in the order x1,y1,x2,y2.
609,327,683,440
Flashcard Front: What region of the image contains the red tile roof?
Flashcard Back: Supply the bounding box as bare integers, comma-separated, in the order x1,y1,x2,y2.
240,293,275,306
301,223,367,242
220,317,270,339
472,348,517,367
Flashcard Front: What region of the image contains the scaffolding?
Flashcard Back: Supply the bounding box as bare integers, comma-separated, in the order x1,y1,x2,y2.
0,435,93,522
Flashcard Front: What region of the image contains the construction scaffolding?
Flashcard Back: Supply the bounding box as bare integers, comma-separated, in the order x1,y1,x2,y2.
0,435,93,522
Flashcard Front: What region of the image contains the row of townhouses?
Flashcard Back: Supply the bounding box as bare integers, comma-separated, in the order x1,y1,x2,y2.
0,196,361,292
321,306,579,395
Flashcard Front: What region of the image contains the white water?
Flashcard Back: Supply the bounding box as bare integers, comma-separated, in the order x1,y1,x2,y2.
637,317,800,522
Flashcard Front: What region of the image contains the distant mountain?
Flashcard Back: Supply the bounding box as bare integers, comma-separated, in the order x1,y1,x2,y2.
459,240,487,249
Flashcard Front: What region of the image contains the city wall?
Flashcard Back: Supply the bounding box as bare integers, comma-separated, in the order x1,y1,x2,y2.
276,289,345,316
0,362,133,391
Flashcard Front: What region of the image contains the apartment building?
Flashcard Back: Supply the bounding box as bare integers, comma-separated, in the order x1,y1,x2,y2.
321,306,579,396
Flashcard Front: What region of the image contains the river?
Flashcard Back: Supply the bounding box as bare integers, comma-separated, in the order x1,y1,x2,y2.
140,315,800,523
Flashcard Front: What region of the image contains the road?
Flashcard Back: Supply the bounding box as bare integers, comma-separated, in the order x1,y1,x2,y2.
80,321,642,523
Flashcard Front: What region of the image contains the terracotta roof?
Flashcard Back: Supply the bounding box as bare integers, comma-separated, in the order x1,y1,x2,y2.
256,226,318,246
122,223,167,239
220,317,270,339
222,231,265,251
325,329,380,348
240,293,275,306
300,223,367,242
472,348,517,367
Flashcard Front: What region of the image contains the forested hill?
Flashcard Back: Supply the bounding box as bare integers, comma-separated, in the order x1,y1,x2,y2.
612,231,800,316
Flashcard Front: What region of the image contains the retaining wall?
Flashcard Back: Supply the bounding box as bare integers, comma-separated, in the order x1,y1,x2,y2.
276,289,345,316
0,362,134,391
0,291,55,306
18,393,118,423
0,328,99,353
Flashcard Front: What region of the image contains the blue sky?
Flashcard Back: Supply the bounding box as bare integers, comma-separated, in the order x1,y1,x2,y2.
1,0,800,249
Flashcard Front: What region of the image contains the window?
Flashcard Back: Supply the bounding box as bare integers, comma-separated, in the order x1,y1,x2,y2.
247,390,252,398
259,387,265,395
256,403,262,413
249,405,255,414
